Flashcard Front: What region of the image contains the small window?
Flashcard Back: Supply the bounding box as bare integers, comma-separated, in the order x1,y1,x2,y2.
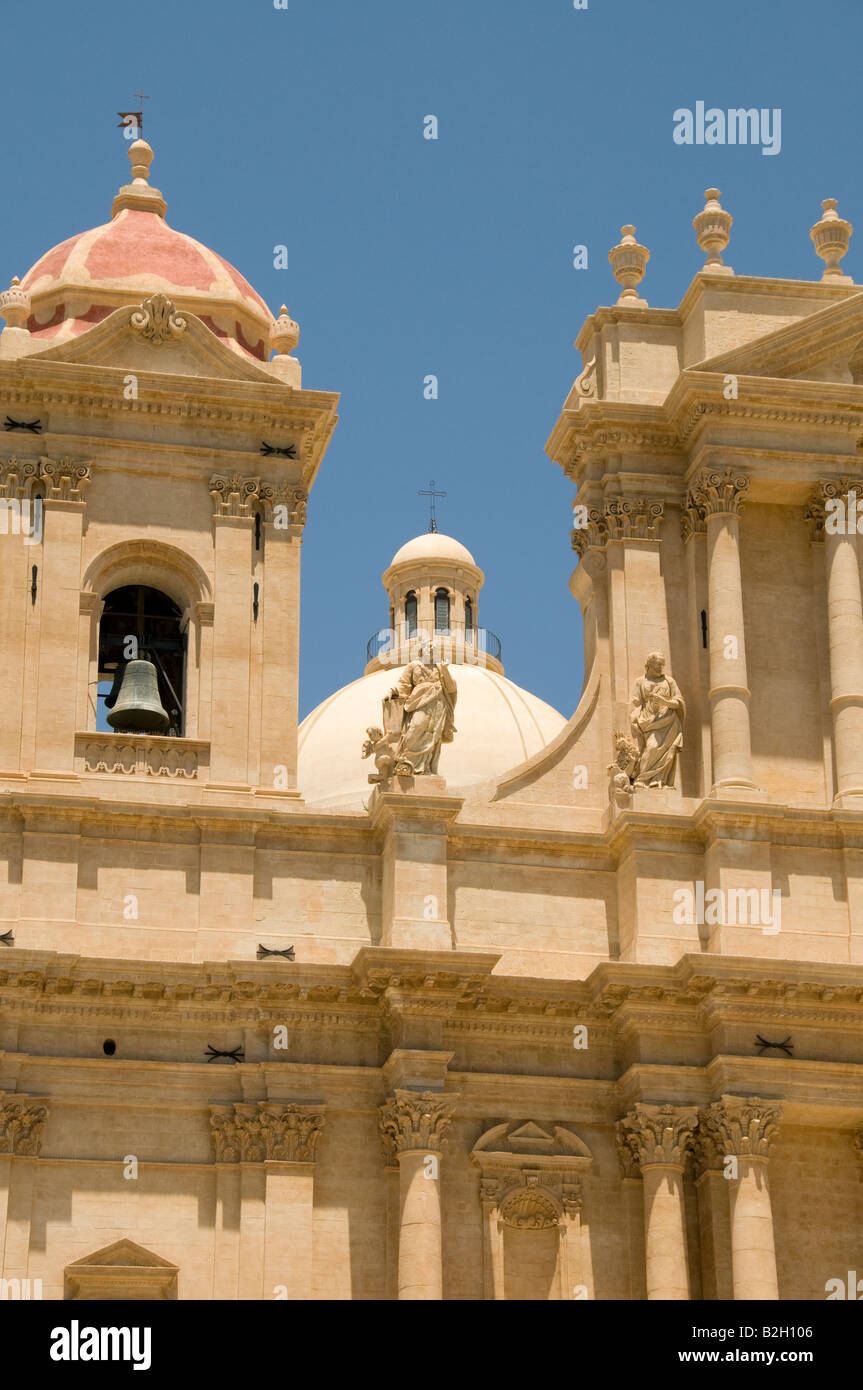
435,588,450,633
465,597,474,635
405,592,417,635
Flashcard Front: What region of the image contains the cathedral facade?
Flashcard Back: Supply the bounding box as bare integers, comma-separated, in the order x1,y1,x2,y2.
0,151,861,1300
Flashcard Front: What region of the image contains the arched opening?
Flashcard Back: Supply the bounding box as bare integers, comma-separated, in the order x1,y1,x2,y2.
434,587,450,633
97,585,186,736
404,591,417,637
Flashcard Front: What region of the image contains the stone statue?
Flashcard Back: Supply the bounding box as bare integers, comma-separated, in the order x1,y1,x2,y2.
388,641,457,776
629,652,685,788
607,731,640,796
361,726,398,784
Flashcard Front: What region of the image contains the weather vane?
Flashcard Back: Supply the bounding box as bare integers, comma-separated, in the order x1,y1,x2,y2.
117,89,150,139
418,479,446,534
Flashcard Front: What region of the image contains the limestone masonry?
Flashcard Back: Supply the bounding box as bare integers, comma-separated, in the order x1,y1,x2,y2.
0,155,861,1299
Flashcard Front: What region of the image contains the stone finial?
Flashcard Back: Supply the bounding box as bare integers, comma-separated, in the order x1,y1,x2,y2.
127,138,155,183
0,276,31,329
810,198,853,281
269,305,300,357
608,225,649,306
693,188,733,272
112,138,166,218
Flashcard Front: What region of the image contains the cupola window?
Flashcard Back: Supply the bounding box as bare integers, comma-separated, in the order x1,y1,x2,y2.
404,591,417,636
435,588,450,633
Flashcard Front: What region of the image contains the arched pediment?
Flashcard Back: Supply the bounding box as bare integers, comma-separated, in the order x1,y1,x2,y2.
472,1119,593,1162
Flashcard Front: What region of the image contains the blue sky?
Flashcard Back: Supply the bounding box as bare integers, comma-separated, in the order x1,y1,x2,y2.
1,0,860,718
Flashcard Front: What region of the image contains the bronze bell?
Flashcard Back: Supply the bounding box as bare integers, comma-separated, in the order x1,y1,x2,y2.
106,659,170,733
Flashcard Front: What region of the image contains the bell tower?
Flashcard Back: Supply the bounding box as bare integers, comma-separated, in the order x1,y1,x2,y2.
0,140,339,806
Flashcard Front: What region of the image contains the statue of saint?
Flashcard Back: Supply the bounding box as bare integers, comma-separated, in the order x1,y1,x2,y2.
630,652,685,788
388,641,457,776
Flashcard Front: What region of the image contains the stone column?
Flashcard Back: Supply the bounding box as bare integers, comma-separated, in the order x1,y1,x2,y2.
615,1123,647,1299
691,1131,733,1301
480,1179,505,1301
701,1096,782,1300
30,461,91,776
818,480,863,803
210,1102,325,1301
619,1104,698,1300
207,475,258,788
379,1090,455,1300
0,1096,48,1283
690,467,757,793
257,485,307,797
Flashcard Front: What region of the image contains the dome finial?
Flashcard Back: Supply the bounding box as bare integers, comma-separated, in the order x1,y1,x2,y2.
608,225,649,306
112,136,166,219
810,198,853,281
693,188,734,273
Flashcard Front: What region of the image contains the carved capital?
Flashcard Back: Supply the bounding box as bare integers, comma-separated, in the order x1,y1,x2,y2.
209,474,262,518
804,490,827,542
209,1103,325,1163
39,457,91,502
615,1118,643,1178
0,456,41,500
700,1096,782,1160
378,1089,455,1159
618,1104,699,1170
690,466,749,518
0,1095,49,1156
681,490,707,543
571,504,609,557
0,456,90,503
690,1128,724,1180
259,481,308,532
605,496,664,542
129,293,187,345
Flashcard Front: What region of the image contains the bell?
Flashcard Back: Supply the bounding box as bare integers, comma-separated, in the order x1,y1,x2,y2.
106,659,170,733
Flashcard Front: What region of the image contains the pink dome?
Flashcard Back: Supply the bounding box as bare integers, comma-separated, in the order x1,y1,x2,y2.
19,141,273,362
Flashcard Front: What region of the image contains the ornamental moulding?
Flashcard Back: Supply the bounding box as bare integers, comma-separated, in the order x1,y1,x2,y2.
0,1094,49,1156
378,1090,456,1162
209,1102,325,1164
572,496,664,555
471,1121,592,1227
129,293,188,346
0,455,91,502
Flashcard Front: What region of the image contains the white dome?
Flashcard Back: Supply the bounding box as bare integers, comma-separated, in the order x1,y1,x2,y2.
299,663,567,810
389,532,477,569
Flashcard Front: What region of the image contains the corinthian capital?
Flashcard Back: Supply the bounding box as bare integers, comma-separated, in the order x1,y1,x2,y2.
700,1096,782,1159
0,1095,49,1156
818,476,859,506
209,474,262,518
690,466,749,517
605,496,664,542
209,1102,325,1163
258,481,308,532
618,1104,698,1170
378,1089,455,1160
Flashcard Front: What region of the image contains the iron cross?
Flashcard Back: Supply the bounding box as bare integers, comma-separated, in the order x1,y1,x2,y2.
418,479,446,534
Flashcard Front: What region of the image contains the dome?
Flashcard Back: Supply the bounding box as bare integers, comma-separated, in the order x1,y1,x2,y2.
298,663,567,810
18,140,272,362
389,532,477,569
